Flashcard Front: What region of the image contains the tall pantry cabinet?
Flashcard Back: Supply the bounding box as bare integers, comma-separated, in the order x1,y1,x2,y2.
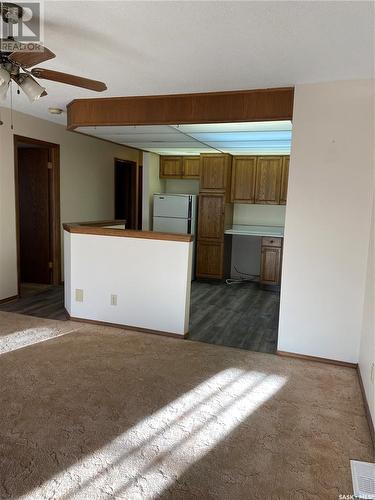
196,154,233,279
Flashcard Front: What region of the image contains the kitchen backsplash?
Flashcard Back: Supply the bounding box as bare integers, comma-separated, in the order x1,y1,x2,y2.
233,204,286,226
165,179,200,195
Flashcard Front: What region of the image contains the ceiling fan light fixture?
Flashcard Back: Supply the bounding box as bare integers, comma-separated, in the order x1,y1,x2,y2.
0,67,10,100
48,107,63,115
0,81,9,100
17,73,46,102
0,67,10,86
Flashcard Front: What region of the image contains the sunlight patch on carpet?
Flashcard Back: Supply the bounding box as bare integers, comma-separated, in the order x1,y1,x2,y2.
21,368,287,499
0,327,79,354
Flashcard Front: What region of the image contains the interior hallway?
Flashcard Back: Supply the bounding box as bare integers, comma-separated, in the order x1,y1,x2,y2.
0,311,372,499
0,284,66,320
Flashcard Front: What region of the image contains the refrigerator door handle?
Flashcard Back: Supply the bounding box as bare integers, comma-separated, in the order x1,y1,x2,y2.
188,196,192,219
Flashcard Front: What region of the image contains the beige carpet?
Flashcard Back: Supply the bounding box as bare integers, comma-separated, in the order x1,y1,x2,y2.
0,312,373,499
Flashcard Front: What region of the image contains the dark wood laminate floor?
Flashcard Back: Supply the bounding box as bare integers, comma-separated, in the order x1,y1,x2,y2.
0,284,67,320
188,281,280,354
0,281,280,354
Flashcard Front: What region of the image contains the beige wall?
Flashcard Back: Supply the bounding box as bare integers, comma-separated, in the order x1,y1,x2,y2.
165,179,200,195
233,204,286,226
142,152,165,231
359,198,374,426
0,107,141,301
278,80,374,364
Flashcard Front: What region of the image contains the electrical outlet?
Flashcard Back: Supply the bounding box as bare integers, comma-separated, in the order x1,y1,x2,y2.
110,294,117,306
75,289,84,302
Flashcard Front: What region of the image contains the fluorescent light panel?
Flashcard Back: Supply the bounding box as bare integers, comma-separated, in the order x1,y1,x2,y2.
188,131,292,141
146,148,216,155
171,121,292,133
76,121,292,155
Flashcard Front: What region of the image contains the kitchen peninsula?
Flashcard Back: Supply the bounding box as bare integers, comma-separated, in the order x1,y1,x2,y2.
64,222,193,336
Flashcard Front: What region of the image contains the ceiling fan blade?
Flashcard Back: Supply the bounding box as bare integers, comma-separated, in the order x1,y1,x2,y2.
31,68,107,92
8,46,55,68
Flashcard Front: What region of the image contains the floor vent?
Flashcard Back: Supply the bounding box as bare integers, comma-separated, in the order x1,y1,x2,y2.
351,460,375,499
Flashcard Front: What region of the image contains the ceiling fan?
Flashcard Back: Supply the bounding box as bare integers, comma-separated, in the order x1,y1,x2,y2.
0,2,107,102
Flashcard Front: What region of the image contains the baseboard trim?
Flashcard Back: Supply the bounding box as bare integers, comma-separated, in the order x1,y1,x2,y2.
277,350,358,369
0,294,18,305
357,365,375,446
65,311,188,340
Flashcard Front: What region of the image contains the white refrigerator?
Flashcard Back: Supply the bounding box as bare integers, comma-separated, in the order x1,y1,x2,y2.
153,193,197,278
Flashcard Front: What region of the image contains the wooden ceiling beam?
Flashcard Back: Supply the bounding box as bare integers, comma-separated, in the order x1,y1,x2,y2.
67,87,294,129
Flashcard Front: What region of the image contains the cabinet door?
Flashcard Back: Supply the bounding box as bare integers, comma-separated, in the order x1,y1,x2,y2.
255,156,283,205
198,193,225,241
231,156,257,203
183,157,200,179
260,246,281,285
279,156,289,205
196,241,224,279
200,154,231,191
160,156,183,178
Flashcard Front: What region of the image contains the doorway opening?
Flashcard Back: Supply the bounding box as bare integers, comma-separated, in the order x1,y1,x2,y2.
14,136,61,297
114,158,143,229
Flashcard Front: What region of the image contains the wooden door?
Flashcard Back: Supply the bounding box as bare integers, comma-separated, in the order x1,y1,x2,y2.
260,246,281,285
198,193,225,241
200,154,231,192
255,156,283,205
280,156,289,205
183,157,200,179
160,156,183,178
114,159,138,229
18,148,51,284
231,156,257,203
137,165,143,229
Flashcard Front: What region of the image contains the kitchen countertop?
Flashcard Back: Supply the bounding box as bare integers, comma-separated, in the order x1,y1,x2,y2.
224,224,284,237
63,222,193,242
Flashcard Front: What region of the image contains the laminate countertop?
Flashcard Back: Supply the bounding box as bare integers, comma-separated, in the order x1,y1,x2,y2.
224,225,284,237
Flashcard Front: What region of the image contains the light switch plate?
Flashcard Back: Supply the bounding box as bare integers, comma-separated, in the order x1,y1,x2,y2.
75,289,84,302
110,294,117,306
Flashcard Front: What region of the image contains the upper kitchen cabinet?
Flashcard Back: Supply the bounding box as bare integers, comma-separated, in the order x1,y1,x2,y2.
200,154,232,199
279,156,289,205
231,156,257,203
254,156,283,205
160,156,200,179
160,156,183,178
183,156,200,179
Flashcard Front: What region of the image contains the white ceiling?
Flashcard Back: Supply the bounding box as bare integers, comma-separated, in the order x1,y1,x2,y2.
1,1,374,126
77,121,292,155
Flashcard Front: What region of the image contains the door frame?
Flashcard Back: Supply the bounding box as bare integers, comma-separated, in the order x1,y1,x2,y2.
14,135,61,292
114,158,141,229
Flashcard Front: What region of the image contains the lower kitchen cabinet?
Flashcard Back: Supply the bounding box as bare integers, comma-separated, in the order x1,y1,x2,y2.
196,238,232,279
196,241,224,278
260,237,283,286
